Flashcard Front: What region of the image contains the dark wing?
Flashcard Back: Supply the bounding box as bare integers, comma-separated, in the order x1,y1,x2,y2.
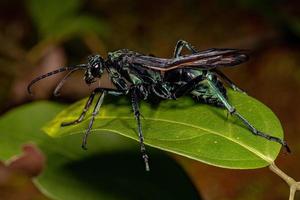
130,48,249,71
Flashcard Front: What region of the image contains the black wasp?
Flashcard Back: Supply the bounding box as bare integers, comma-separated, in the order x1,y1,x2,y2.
28,40,290,171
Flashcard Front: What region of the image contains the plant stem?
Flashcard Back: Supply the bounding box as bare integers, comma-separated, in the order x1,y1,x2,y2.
269,162,300,200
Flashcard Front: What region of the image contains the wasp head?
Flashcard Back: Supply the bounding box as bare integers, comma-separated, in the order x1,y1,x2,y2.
84,55,105,84
27,55,105,96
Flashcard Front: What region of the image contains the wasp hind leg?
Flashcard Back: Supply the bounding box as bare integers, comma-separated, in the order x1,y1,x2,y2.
205,73,290,153
214,69,246,94
173,40,198,58
173,40,246,94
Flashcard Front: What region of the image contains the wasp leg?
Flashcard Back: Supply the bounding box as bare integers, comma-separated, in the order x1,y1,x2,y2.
61,88,99,127
173,75,205,98
80,88,125,150
206,75,291,153
214,69,246,94
81,91,106,150
131,87,150,171
174,40,246,93
173,40,198,58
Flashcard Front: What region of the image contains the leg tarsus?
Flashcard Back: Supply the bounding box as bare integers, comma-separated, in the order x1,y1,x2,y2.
143,154,150,171
233,111,291,153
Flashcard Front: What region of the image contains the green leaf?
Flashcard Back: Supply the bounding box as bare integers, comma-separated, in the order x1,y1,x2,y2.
28,0,107,39
45,16,107,41
0,102,200,200
44,90,284,169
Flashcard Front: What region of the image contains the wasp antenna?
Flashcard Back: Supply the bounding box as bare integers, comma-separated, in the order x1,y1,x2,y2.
27,65,86,96
53,69,78,96
27,67,69,95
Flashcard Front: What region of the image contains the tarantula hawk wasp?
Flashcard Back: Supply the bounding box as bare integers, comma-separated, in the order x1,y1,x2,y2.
28,40,290,171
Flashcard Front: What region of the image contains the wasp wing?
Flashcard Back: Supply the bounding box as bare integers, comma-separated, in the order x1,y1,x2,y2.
130,48,249,71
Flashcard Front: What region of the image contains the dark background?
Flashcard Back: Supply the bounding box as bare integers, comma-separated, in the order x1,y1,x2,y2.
0,0,300,199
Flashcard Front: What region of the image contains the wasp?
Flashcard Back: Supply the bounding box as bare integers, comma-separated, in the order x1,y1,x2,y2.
28,40,290,171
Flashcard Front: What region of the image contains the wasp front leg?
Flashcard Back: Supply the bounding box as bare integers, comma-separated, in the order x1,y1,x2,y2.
61,87,125,149
81,90,106,149
61,88,99,127
205,73,290,152
61,88,124,127
81,88,126,150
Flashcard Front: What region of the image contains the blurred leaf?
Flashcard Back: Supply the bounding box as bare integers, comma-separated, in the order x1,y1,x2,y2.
44,90,283,169
46,16,107,41
28,0,107,40
0,102,200,200
287,18,300,37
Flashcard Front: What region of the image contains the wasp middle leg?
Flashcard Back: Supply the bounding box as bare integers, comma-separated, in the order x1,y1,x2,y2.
172,75,205,98
130,85,150,171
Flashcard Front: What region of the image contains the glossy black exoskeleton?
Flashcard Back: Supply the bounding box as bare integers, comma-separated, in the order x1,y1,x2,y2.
28,40,290,171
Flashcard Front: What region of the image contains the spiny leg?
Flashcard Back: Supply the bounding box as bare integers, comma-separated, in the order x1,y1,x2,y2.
173,75,205,98
173,40,198,58
80,88,125,150
205,74,290,152
131,88,150,171
82,91,106,150
214,69,246,93
174,40,246,94
61,88,98,127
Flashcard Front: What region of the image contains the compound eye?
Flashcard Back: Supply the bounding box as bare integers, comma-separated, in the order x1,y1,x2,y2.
88,55,104,77
91,63,102,76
